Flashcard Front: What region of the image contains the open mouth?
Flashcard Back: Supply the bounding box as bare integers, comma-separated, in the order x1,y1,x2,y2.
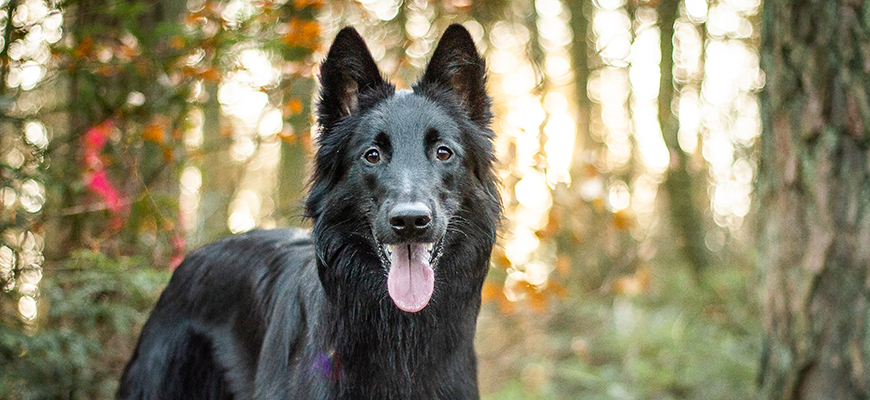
383,242,441,313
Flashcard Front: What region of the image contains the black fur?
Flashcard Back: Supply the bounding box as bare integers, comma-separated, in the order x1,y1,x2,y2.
118,24,500,399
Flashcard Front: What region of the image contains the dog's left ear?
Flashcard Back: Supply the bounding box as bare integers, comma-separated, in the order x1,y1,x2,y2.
418,24,490,125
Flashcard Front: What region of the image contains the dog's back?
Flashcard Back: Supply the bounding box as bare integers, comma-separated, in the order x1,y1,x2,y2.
118,229,317,399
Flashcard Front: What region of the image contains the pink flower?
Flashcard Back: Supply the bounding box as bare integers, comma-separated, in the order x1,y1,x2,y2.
83,120,114,169
83,120,113,151
80,119,128,231
85,170,122,212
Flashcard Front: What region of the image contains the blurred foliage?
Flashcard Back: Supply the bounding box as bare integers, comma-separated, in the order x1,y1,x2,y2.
0,0,322,297
2,0,321,398
0,251,169,399
41,0,322,258
480,238,759,400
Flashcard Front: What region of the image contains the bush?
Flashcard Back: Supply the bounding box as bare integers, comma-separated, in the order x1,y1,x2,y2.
0,251,169,400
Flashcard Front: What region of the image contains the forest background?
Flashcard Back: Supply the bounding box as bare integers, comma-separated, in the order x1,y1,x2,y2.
2,0,867,399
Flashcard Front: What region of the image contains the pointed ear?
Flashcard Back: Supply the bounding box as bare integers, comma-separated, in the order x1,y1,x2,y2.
418,24,490,125
317,27,387,130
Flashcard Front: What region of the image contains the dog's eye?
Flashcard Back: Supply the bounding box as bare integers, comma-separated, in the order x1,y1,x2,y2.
436,146,452,161
364,149,381,164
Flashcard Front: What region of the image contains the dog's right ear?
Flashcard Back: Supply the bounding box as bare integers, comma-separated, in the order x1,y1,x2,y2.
418,24,490,126
317,27,387,130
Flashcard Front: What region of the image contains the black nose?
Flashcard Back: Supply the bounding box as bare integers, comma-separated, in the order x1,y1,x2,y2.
389,202,432,235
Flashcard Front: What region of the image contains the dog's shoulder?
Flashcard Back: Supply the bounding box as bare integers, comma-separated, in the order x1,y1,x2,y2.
161,228,316,309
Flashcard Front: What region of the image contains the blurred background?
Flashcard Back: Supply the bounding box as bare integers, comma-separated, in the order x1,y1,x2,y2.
0,0,762,398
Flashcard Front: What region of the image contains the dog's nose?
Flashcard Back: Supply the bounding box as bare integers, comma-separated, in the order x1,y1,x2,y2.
389,202,432,236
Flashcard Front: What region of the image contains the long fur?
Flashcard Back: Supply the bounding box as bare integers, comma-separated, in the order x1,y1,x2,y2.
118,24,500,399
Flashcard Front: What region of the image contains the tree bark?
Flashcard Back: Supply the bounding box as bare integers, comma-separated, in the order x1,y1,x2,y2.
758,1,870,398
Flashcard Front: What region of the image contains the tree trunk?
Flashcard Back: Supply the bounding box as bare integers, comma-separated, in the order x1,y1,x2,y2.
657,0,711,280
757,1,870,398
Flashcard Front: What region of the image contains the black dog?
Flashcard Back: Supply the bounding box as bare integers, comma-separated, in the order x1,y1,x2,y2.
118,24,501,399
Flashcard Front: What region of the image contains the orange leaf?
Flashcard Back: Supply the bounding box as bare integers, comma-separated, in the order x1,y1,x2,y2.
96,64,114,77
592,197,606,211
199,67,221,82
282,19,321,47
170,36,186,49
143,123,166,144
613,209,634,231
555,255,571,276
74,36,93,59
481,280,502,303
287,99,303,115
278,128,297,143
529,291,549,313
613,266,651,297
294,0,323,8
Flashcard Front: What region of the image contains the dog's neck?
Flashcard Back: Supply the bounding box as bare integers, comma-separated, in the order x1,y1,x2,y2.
326,305,480,397
315,259,484,397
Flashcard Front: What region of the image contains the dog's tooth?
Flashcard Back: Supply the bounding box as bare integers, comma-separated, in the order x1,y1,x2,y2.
427,243,434,252
386,244,395,254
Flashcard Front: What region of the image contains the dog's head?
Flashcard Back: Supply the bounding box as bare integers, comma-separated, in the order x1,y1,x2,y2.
307,24,499,313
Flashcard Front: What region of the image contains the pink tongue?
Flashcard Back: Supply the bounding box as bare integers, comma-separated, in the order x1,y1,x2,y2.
387,244,435,312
